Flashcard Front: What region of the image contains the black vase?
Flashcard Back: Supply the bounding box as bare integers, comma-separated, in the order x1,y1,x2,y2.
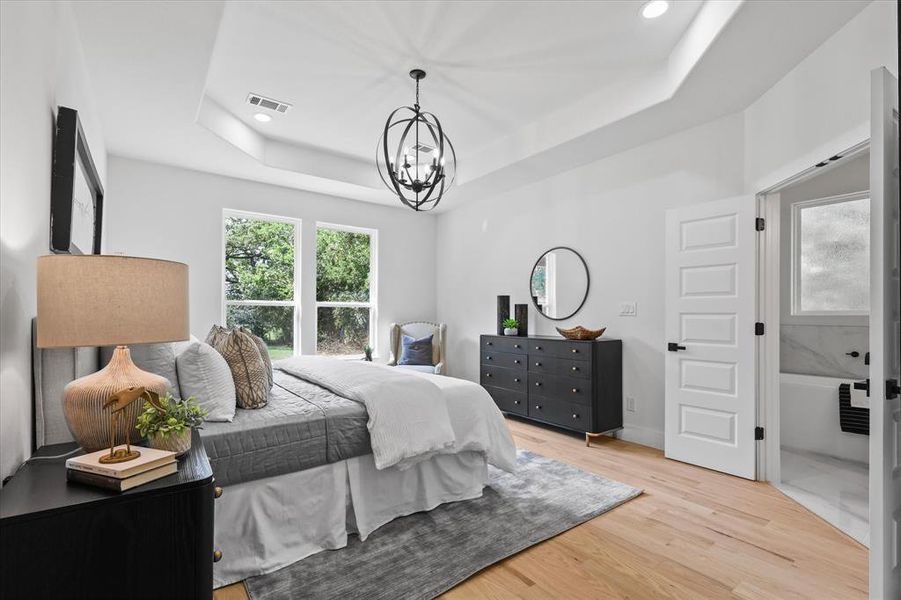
514,304,528,337
497,295,510,336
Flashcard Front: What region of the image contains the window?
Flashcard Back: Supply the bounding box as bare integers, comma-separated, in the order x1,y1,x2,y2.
791,192,869,316
223,211,299,359
315,223,377,356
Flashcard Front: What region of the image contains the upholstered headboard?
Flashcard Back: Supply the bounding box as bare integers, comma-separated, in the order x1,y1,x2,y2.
32,319,99,447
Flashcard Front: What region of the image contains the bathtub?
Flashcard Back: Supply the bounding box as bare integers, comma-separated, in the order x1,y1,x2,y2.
780,372,869,463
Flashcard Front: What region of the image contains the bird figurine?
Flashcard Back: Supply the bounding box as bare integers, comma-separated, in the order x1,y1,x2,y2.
99,386,162,464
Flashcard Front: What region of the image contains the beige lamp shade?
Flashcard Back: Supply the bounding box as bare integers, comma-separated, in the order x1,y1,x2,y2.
37,255,189,348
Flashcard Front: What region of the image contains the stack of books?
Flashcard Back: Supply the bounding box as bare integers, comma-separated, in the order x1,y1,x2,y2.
66,445,178,492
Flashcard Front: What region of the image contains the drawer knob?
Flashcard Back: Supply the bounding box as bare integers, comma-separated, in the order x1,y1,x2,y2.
535,362,541,367
214,486,223,499
487,356,492,360
487,342,493,346
571,366,579,372
572,349,579,354
213,550,223,563
514,400,520,405
572,388,579,393
514,378,520,383
535,382,542,387
514,359,520,364
535,405,542,410
572,414,579,419
486,373,492,378
535,346,542,350
514,344,521,349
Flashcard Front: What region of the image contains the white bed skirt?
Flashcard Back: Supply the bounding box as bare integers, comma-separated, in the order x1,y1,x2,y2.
213,451,489,588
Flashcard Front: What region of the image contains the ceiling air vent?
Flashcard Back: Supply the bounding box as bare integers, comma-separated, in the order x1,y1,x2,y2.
246,93,292,113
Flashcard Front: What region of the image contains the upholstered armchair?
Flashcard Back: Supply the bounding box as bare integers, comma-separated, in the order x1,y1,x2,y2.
387,321,447,375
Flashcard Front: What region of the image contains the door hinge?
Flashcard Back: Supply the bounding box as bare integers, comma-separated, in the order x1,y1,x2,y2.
755,426,765,441
755,322,765,336
887,379,900,400
755,217,766,231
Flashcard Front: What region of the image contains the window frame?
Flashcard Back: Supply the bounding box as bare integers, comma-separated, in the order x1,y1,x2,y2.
789,190,870,321
221,209,302,356
314,221,378,357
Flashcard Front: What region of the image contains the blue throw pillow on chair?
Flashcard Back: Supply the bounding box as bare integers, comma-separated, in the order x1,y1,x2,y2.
399,334,434,366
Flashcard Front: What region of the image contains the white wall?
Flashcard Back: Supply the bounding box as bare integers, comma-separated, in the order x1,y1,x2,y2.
436,113,746,448
0,1,107,482
104,157,437,358
744,0,897,192
435,0,897,449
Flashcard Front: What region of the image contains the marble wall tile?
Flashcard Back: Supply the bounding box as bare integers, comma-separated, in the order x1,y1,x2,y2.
780,325,869,379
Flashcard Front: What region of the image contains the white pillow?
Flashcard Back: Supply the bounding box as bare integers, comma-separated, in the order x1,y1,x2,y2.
176,342,236,422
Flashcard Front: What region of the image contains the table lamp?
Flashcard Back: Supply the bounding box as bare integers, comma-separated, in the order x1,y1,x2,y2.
36,255,189,452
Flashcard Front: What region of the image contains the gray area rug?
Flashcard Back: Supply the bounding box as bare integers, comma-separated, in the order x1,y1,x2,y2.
245,450,642,600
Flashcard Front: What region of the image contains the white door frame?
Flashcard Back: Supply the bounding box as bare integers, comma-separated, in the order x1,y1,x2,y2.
755,140,871,483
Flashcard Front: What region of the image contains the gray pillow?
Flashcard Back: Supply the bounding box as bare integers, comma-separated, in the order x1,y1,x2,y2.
176,342,236,422
398,334,434,366
101,342,178,393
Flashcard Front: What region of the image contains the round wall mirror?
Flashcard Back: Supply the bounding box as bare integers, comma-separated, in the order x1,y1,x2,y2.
529,247,590,320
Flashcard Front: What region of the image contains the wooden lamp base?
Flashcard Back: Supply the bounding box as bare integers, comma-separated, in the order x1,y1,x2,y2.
62,346,169,451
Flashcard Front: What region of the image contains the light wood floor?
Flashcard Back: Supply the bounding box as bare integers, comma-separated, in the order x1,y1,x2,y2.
215,417,867,599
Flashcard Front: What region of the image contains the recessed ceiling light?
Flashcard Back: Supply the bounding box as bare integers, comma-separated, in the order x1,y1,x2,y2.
253,112,272,123
641,0,669,19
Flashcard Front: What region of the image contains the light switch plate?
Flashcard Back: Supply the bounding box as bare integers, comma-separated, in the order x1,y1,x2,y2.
619,301,637,317
626,397,636,412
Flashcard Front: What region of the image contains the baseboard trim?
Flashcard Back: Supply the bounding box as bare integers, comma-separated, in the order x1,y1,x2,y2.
616,425,664,450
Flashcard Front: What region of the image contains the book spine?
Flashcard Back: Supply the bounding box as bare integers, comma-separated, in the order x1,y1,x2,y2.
65,461,120,478
66,468,122,492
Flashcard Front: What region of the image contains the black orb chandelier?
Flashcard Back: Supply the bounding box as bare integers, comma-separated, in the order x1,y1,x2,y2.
377,68,456,212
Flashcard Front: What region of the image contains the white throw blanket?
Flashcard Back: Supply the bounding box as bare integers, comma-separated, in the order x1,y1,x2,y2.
277,357,516,472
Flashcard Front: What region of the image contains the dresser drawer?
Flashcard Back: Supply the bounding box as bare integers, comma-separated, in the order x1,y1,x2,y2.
480,365,526,392
529,398,590,431
481,336,527,354
485,386,527,416
481,351,526,369
555,341,592,359
557,359,590,379
528,355,560,374
529,373,592,405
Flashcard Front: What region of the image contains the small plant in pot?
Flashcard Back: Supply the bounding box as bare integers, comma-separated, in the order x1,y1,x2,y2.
502,318,519,336
136,394,206,456
363,344,374,362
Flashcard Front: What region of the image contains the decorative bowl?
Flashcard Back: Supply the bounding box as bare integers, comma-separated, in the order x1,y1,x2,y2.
555,326,606,341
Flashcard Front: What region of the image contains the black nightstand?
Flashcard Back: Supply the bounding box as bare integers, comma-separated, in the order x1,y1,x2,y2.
0,430,216,600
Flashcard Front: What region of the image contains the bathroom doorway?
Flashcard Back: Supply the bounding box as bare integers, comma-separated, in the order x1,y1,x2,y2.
759,144,871,546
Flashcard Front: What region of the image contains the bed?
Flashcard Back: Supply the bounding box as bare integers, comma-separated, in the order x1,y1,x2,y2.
33,336,516,588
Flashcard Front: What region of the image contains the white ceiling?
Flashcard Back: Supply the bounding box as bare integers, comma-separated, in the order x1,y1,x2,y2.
204,1,703,160
71,1,869,211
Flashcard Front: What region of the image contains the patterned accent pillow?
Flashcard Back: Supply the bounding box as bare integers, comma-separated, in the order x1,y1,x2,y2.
398,334,434,366
206,326,269,409
238,326,273,389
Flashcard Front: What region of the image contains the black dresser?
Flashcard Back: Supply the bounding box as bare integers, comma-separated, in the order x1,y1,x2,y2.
0,430,217,599
480,334,622,444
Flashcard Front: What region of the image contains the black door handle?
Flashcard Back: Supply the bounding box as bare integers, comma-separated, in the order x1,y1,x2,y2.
853,380,870,398
667,343,686,352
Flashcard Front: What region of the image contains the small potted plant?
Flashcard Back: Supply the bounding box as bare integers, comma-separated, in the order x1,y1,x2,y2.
136,394,206,456
363,344,374,361
503,318,519,336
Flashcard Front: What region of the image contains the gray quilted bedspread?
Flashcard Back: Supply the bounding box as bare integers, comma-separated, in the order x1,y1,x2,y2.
199,366,371,487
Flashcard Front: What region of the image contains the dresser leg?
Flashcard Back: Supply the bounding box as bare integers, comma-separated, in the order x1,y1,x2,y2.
585,432,604,447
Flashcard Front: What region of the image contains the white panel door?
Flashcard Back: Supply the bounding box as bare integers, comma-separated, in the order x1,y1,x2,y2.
869,66,900,600
665,197,757,479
